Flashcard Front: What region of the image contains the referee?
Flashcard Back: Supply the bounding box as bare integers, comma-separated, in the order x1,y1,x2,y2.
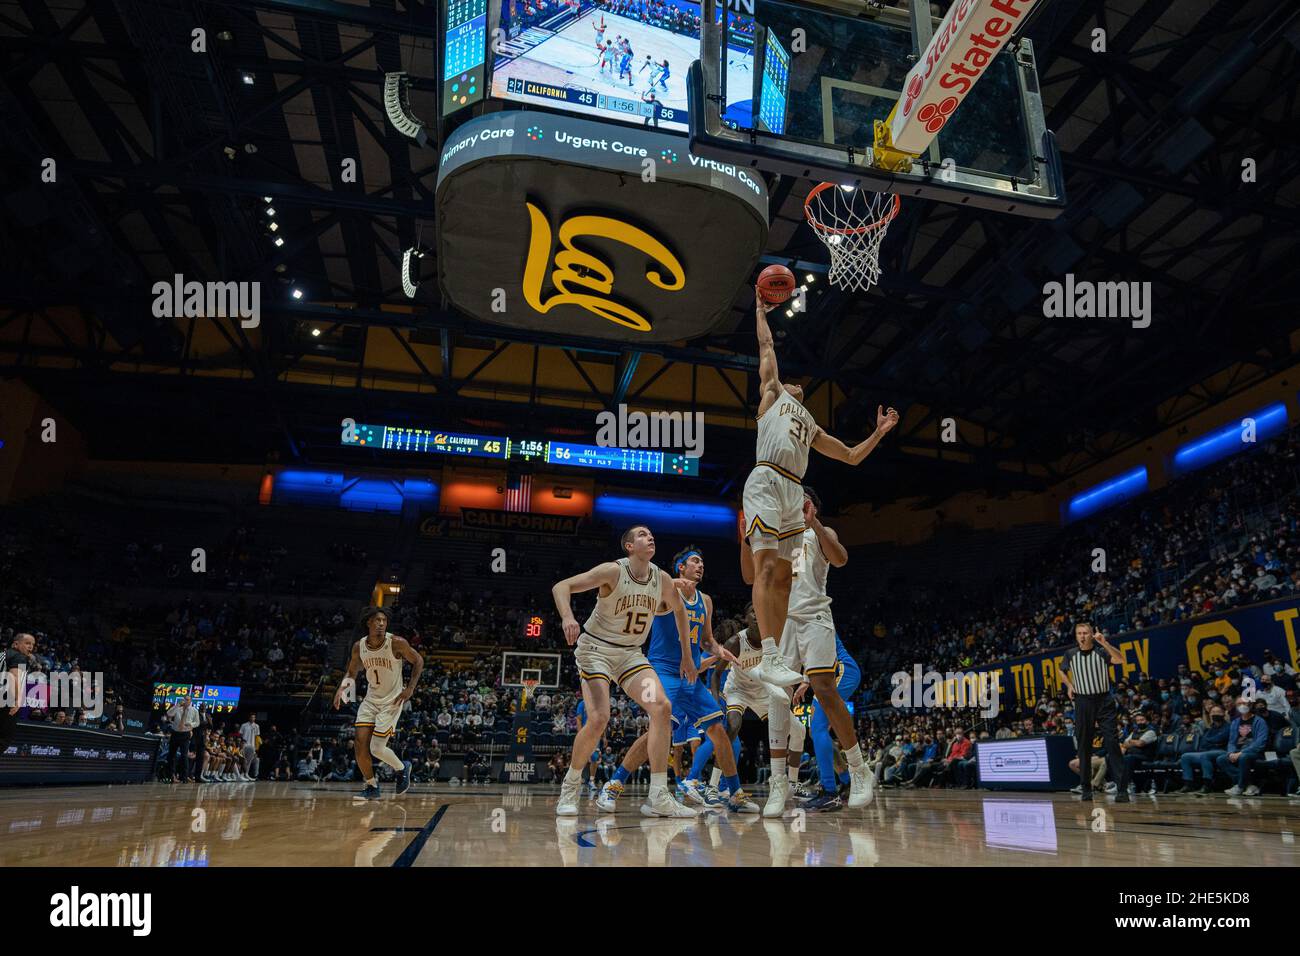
1059,621,1129,803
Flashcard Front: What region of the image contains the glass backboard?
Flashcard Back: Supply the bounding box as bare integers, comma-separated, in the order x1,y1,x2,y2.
689,0,1065,218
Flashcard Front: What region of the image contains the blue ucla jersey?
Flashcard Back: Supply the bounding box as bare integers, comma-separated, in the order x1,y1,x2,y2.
647,588,707,667
576,700,586,724
835,636,856,670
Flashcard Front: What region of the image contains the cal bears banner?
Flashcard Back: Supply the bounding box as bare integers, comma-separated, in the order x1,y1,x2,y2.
973,595,1300,711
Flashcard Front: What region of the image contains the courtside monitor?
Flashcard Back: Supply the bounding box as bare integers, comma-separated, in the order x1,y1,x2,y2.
689,0,1065,217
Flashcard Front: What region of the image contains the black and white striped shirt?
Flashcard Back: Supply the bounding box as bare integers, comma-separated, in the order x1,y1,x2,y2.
1065,646,1112,696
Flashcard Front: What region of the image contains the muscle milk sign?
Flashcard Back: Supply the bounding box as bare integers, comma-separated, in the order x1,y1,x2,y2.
890,0,1043,155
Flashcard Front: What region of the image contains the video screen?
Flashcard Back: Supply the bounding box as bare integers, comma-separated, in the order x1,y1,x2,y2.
491,0,751,132
151,683,242,715
756,28,788,134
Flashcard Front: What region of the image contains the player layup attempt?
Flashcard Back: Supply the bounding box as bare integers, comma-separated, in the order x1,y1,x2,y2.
553,525,696,817
334,607,423,800
745,288,898,808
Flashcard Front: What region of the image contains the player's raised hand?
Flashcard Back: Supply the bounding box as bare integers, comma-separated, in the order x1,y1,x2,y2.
876,405,900,434
562,616,581,645
755,287,777,317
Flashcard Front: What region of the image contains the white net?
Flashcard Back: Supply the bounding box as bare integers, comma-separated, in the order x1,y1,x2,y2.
804,185,901,292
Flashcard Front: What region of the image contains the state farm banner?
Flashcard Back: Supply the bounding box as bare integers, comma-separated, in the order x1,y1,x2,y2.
891,0,1043,154
460,508,580,535
970,595,1300,711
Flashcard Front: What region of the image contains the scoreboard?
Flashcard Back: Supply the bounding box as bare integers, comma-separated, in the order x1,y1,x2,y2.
151,683,242,715
344,424,699,477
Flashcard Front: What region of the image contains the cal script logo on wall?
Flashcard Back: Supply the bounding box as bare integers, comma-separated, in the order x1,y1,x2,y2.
522,200,685,333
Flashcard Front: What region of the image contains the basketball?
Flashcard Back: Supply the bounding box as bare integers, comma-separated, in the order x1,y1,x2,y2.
757,264,797,303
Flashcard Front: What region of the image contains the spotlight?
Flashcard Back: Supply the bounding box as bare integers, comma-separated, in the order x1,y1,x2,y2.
244,142,257,154
291,288,304,300
805,274,816,283
273,237,284,247
268,221,278,232
262,196,272,203
241,73,255,86
840,184,855,192
265,207,276,217
310,328,321,337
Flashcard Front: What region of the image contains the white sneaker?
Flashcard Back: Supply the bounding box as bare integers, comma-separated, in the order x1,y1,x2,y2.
596,780,624,812
1224,785,1243,796
1104,782,1117,793
763,775,790,818
641,787,698,818
556,777,583,816
1243,785,1261,796
750,651,804,688
848,764,874,808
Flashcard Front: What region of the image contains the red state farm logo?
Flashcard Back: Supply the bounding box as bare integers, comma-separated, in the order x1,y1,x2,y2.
901,72,924,117
916,95,960,134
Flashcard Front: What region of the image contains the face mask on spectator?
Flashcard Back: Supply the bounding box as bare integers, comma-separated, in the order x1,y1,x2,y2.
1237,704,1250,716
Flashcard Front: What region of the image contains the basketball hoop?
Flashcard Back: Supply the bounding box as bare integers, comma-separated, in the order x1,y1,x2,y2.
804,183,901,292
521,678,539,707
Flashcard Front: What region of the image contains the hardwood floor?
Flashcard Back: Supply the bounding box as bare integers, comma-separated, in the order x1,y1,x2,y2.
1,782,1296,867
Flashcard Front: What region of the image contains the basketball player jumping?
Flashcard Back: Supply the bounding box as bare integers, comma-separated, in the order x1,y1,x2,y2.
334,607,424,800
742,486,874,814
595,546,758,814
745,287,896,809
553,525,695,817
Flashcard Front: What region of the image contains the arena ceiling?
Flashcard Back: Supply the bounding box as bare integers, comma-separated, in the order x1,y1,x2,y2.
1,0,1298,509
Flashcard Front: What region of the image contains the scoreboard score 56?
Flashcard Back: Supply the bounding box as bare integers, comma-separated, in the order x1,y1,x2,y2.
523,615,545,640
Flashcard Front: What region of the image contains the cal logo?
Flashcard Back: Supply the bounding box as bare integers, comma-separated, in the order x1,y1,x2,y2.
726,0,754,14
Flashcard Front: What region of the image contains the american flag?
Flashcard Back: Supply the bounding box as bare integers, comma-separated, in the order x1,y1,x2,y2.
505,473,531,513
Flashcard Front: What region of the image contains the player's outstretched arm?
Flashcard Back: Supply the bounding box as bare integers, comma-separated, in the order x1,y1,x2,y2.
393,637,424,702
333,643,361,709
754,288,783,418
812,404,899,466
805,501,848,568
700,593,738,666
552,563,621,644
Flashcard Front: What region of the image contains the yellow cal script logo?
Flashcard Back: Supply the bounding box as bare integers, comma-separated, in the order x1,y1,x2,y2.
522,201,685,332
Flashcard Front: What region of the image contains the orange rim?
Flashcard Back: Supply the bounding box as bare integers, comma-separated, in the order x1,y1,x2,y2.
803,183,900,236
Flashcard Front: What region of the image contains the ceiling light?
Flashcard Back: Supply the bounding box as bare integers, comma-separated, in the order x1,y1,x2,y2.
291,288,304,300
310,328,321,337
273,237,284,247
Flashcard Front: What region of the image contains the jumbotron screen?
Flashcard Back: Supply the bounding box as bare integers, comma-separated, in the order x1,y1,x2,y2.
490,0,751,132
151,683,242,715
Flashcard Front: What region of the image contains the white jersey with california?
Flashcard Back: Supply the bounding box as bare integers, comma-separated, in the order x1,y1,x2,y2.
575,559,660,688
723,628,770,719
788,528,833,623
356,633,404,735
743,389,820,559
778,529,837,677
